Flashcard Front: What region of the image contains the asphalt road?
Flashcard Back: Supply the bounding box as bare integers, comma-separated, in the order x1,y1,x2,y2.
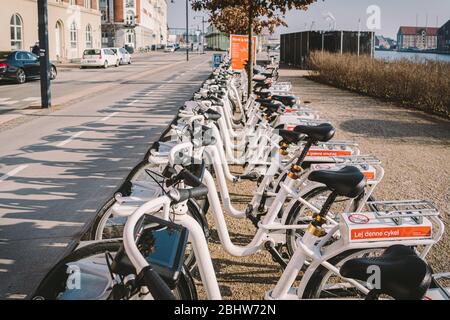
0,52,189,112
0,51,213,299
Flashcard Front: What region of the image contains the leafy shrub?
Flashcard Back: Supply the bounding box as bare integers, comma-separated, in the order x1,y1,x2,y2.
308,51,450,118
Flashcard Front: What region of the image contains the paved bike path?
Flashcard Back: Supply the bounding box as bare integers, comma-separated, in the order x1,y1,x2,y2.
0,53,212,299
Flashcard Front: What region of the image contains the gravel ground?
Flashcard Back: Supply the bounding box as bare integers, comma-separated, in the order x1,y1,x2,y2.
193,69,450,300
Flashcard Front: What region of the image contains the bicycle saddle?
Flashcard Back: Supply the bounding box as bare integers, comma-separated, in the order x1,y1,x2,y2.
278,130,302,145
253,75,267,82
261,101,284,113
340,245,433,300
294,123,335,142
308,166,366,198
271,95,297,107
257,91,271,99
200,108,221,121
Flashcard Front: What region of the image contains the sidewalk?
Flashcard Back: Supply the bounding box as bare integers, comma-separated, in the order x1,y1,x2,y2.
0,54,212,299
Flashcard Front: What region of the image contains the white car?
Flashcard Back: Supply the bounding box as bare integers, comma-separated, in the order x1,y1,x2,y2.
164,44,176,53
109,47,132,65
81,48,119,69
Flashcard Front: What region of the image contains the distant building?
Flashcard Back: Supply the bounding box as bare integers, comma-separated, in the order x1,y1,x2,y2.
375,36,396,50
205,26,229,51
375,35,389,49
386,38,397,50
168,28,201,46
0,0,101,62
438,20,450,53
100,0,168,49
397,26,438,51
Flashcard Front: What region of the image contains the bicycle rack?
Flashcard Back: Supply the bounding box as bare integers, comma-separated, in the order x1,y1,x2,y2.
366,200,440,226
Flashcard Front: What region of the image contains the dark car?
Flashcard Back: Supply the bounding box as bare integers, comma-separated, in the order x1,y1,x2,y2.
0,51,57,84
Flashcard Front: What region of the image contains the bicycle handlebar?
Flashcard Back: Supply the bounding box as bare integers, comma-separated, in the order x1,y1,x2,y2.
170,186,209,204
138,266,176,300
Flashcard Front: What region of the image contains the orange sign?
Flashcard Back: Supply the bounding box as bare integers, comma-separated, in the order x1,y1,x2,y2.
307,150,353,157
230,35,257,71
350,226,432,241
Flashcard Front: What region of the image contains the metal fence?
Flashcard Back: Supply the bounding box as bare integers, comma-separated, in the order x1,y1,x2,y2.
280,31,375,69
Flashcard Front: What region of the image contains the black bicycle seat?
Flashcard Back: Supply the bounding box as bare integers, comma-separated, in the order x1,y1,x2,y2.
278,130,302,145
201,108,221,121
272,95,297,107
257,91,271,99
308,166,366,198
294,123,335,142
340,245,433,300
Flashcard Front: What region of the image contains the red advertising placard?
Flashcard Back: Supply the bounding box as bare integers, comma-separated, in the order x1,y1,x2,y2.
230,35,257,71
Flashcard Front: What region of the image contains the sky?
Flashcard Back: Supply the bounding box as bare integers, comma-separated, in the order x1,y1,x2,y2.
167,0,450,39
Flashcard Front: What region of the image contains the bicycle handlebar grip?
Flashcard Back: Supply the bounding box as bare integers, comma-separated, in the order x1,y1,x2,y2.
202,136,216,147
188,185,209,199
204,108,221,121
179,169,203,187
173,186,209,203
139,266,176,300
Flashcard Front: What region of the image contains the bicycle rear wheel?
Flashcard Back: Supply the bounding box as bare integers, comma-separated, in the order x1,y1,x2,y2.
301,248,386,299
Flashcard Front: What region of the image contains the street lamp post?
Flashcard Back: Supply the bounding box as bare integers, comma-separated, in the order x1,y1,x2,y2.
170,0,189,60
194,15,206,54
37,0,51,108
186,0,189,61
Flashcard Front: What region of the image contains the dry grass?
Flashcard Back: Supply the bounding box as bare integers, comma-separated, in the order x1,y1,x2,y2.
307,51,450,118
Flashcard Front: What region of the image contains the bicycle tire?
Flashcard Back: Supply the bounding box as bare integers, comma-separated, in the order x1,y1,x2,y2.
33,240,197,300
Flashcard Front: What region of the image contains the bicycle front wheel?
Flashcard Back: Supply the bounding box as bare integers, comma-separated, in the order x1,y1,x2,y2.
33,240,197,300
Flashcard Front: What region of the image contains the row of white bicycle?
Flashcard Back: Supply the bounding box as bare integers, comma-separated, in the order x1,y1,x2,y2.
34,56,449,300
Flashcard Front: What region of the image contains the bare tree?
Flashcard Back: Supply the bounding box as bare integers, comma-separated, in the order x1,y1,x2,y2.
192,0,318,95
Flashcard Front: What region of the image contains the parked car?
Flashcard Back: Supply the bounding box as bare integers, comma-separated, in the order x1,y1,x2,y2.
109,47,132,65
165,44,176,53
81,48,119,69
0,50,57,84
124,45,134,54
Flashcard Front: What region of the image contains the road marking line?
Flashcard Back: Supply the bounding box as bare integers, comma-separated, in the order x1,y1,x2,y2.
0,100,19,105
22,97,41,102
0,165,29,183
128,99,139,106
57,131,86,147
100,112,118,122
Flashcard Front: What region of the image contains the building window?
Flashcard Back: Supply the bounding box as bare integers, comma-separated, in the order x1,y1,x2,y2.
86,24,93,48
125,10,135,26
126,29,135,46
69,0,75,5
84,0,90,9
102,32,109,45
10,14,23,50
70,22,78,48
126,0,135,8
101,10,107,22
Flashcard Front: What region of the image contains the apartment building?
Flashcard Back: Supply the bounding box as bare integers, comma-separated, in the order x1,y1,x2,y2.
100,0,168,49
1,0,102,61
438,20,450,53
397,26,438,50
